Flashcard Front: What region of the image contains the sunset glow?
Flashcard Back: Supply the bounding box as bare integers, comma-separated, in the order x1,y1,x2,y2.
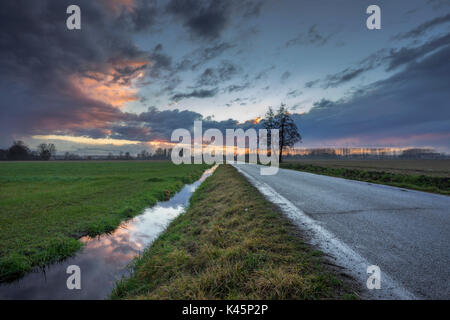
32,135,141,146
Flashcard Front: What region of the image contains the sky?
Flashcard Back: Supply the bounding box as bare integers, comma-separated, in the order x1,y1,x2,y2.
0,0,449,154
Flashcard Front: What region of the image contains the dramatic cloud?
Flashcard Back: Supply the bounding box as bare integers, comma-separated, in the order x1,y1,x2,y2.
295,45,450,150
386,33,450,71
308,31,450,89
107,107,258,142
166,0,263,40
226,83,251,93
0,0,153,144
171,88,218,101
147,44,173,77
1,0,448,153
320,67,370,89
393,13,450,39
195,61,240,87
166,0,232,40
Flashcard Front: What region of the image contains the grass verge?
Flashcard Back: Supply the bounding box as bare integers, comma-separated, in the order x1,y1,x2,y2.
0,161,209,282
111,165,355,299
281,163,449,195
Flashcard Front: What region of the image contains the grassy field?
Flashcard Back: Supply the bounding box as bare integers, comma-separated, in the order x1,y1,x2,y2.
281,160,450,195
0,161,209,282
284,159,450,177
111,165,355,300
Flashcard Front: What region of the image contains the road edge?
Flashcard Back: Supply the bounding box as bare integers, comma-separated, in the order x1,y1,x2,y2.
233,164,417,300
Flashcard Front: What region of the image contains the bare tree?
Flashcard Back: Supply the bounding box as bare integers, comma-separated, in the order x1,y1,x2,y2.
37,143,56,160
263,104,301,163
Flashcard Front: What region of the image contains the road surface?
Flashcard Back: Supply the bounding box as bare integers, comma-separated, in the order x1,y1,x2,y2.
234,163,450,299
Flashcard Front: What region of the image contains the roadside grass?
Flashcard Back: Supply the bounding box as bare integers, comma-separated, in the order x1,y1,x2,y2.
280,163,450,195
111,165,355,300
0,161,209,282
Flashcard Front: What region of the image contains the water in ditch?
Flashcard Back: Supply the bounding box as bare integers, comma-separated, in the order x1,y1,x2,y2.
0,165,217,299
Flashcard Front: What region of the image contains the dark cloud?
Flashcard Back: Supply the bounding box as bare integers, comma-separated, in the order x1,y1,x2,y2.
386,33,450,71
0,0,156,145
286,89,302,98
161,76,182,93
304,80,319,88
311,99,335,109
302,15,450,90
148,44,173,77
106,106,257,142
281,71,291,82
166,0,264,41
309,31,450,89
315,50,385,88
1,0,448,153
0,0,257,147
226,83,251,93
195,61,240,87
116,0,159,32
286,25,332,47
175,42,235,72
393,13,450,39
254,65,275,81
324,68,368,88
295,45,450,149
200,42,235,60
171,88,218,101
166,0,232,40
109,125,151,141
133,107,203,140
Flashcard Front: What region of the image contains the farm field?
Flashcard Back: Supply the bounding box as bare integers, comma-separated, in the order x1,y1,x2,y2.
111,165,355,300
0,161,209,282
281,159,450,195
283,159,450,177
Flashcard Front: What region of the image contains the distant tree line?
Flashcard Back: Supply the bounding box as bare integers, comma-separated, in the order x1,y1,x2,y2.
101,148,173,161
136,148,172,160
0,141,56,161
0,142,176,161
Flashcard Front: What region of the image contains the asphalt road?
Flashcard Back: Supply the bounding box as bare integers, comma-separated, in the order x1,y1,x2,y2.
234,164,450,299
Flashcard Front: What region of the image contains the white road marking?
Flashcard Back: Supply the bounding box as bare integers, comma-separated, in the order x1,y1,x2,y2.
234,164,417,300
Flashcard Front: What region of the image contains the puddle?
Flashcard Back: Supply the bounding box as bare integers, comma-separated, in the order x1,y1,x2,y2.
0,165,217,300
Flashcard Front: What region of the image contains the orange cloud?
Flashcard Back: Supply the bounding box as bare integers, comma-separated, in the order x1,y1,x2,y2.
69,59,148,108
71,75,138,108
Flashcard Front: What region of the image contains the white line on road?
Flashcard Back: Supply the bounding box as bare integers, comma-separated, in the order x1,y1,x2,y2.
234,164,417,300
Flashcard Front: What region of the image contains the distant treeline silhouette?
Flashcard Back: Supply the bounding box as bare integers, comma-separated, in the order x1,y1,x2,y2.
0,141,56,161
0,143,447,162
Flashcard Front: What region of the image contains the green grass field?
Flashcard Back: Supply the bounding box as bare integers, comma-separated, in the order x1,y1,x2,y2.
111,165,355,300
0,161,209,282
